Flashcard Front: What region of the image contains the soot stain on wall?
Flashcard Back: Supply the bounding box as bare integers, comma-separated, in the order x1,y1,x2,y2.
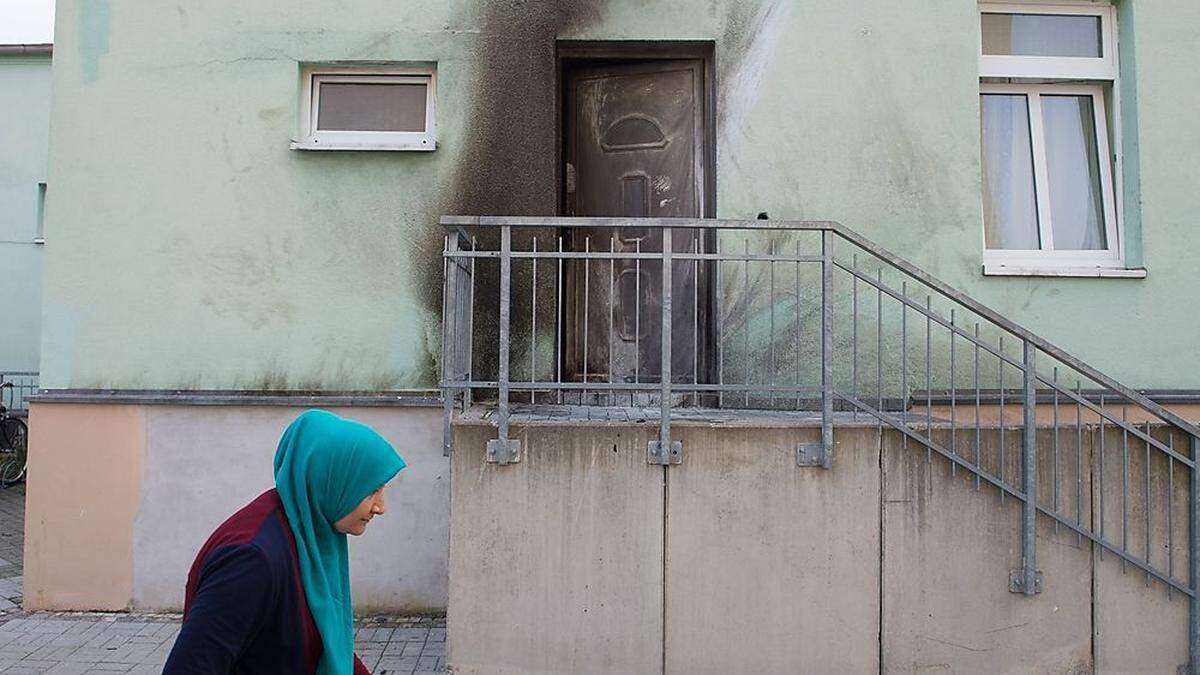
406,1,608,386
406,0,786,388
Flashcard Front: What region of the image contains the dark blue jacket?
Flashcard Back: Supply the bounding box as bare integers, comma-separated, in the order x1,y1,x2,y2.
163,490,369,674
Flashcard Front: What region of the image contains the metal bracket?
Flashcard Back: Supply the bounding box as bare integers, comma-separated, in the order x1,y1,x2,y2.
1008,569,1043,594
647,441,682,466
797,442,830,468
486,439,521,465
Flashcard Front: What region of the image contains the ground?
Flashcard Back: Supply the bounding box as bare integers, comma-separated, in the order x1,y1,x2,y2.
0,485,448,673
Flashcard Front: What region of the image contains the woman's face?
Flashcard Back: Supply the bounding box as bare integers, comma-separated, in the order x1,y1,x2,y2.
334,486,387,536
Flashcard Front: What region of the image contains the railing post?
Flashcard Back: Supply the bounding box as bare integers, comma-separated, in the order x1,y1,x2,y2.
820,230,834,468
1190,433,1199,672
442,235,458,457
649,228,680,465
486,225,520,464
1012,339,1042,595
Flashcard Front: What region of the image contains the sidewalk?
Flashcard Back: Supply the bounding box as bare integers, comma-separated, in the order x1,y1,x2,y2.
0,486,447,673
0,613,446,674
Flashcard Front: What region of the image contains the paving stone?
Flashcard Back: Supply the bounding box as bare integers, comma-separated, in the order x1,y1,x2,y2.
393,627,430,641
44,663,98,675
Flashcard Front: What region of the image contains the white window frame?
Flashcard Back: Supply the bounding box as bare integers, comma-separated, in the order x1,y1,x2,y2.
978,2,1130,275
979,2,1117,80
981,83,1119,268
291,65,436,152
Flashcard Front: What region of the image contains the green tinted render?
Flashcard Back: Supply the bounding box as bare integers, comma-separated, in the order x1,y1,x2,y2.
37,0,1200,390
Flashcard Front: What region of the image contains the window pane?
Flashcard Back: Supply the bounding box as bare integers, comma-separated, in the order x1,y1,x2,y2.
1042,95,1107,250
317,81,427,132
982,13,1102,58
981,94,1040,250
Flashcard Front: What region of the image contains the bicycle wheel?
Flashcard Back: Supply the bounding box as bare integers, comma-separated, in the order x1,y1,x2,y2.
0,418,27,486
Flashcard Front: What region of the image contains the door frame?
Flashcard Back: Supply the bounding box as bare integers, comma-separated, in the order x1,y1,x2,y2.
555,41,719,399
556,41,716,219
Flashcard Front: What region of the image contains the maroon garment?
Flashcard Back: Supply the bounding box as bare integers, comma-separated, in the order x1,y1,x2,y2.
167,490,370,674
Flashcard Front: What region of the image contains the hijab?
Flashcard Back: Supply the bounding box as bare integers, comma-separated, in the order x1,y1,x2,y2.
273,409,406,675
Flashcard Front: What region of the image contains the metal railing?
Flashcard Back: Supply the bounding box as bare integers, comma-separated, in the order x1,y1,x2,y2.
440,216,1200,666
0,372,37,417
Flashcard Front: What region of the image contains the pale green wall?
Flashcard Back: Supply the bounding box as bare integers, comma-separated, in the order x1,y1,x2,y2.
0,51,50,373
40,0,1200,390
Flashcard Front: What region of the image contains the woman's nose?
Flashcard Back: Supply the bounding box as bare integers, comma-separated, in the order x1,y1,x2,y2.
373,495,386,515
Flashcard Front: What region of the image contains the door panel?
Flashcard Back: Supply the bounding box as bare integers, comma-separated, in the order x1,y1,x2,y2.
564,60,708,396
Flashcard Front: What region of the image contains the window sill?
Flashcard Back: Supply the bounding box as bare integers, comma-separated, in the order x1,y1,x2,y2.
982,263,1146,279
289,139,436,152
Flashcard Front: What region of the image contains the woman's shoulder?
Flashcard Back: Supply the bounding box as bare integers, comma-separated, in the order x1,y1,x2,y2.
195,490,293,575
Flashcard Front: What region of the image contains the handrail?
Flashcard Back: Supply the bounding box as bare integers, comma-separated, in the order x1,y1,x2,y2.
441,215,1199,439
831,223,1200,438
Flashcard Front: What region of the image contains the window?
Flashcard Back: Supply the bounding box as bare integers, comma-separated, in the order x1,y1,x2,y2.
978,3,1131,275
292,65,436,151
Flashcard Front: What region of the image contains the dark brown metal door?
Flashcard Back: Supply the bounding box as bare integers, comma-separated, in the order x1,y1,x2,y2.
564,59,708,395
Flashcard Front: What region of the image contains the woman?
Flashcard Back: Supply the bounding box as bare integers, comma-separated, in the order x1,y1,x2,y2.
164,409,407,674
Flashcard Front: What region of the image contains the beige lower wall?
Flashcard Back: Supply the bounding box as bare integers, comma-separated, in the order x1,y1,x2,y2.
24,404,144,611
23,401,449,613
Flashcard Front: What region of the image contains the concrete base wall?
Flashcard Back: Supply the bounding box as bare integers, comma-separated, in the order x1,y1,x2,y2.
449,426,665,675
25,402,448,613
450,422,1191,674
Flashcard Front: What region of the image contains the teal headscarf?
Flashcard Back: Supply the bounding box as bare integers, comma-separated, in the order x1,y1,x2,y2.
274,410,406,675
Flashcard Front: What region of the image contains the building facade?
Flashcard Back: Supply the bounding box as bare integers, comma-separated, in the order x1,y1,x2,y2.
0,43,50,407
27,0,1200,646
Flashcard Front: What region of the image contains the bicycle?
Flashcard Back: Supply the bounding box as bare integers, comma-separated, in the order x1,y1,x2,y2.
0,382,28,486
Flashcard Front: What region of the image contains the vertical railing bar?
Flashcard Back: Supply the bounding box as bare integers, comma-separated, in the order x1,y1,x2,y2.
950,308,957,478
769,239,776,409
820,230,834,467
1100,393,1106,562
1122,406,1130,573
693,234,699,406
798,243,805,412
1076,379,1083,545
717,237,724,409
1169,433,1175,599
1000,336,1006,504
609,236,616,405
531,237,538,404
1189,434,1199,672
901,281,908,450
660,229,674,458
555,236,562,405
974,323,982,491
1146,421,1152,587
852,253,859,420
1053,366,1059,534
468,237,477,410
635,238,642,403
441,235,455,457
876,269,883,437
925,295,932,466
583,236,591,405
497,225,513,444
744,238,750,409
1022,339,1037,596
1122,405,1129,573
